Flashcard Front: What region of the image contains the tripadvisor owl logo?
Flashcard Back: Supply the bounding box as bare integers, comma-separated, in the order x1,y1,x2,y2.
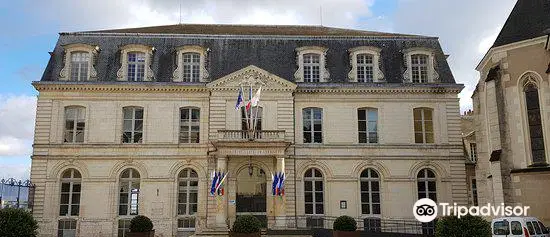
413,198,438,223
413,198,531,222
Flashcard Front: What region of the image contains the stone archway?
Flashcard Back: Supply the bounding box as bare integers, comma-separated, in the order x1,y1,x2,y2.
235,165,268,228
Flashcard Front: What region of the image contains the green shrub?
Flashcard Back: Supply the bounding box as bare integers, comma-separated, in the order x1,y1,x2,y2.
129,215,154,232
333,215,357,232
0,208,38,237
232,215,262,233
435,215,491,237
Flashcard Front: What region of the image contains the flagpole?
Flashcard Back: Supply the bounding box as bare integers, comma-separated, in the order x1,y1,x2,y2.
248,84,253,138
241,86,251,136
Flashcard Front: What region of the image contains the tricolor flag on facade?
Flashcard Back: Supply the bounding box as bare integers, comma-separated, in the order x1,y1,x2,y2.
246,86,262,111
272,172,285,196
235,87,244,111
210,171,227,196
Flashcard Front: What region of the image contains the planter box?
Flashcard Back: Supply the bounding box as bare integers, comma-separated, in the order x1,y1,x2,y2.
333,230,360,237
229,232,261,237
127,230,155,237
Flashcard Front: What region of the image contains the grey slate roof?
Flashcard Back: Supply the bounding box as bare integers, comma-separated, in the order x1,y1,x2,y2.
492,0,550,48
41,24,457,84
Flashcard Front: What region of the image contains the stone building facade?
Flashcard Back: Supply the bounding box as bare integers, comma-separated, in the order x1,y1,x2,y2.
30,24,466,237
471,0,550,224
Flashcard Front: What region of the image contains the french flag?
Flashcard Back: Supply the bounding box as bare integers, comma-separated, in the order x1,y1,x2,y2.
210,172,218,196
272,172,279,196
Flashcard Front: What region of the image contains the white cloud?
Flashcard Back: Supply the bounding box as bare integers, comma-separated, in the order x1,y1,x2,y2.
0,163,31,180
0,95,37,157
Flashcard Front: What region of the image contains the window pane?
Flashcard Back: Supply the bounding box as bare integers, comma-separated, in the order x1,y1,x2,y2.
315,192,323,202
315,181,323,191
305,192,313,202
371,181,379,191
305,204,313,214
315,204,324,214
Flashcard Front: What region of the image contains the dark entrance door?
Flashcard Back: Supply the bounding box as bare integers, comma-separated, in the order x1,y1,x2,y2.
236,166,267,228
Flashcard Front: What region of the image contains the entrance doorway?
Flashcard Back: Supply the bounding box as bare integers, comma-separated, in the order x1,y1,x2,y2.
236,165,267,228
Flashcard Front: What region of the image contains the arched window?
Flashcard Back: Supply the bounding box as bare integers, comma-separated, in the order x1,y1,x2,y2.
58,169,81,237
413,108,434,144
180,107,200,143
64,106,86,143
118,168,140,237
417,168,437,202
182,53,201,82
523,79,546,164
59,168,81,216
119,168,140,216
358,108,378,143
360,169,381,215
122,107,144,143
177,168,199,230
303,108,323,143
304,168,324,215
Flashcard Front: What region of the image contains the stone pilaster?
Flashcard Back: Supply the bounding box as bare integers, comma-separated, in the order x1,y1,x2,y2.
273,156,286,229
215,156,229,229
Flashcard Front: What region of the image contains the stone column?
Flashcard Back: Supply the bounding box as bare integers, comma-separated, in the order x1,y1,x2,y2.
273,156,286,228
215,156,228,229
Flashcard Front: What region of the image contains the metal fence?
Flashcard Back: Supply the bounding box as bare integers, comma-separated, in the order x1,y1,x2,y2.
266,216,436,237
0,178,35,211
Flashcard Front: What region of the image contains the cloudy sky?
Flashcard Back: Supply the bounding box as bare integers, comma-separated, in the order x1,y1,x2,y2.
0,0,517,179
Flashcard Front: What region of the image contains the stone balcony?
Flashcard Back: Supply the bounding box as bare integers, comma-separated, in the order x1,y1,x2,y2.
213,130,290,157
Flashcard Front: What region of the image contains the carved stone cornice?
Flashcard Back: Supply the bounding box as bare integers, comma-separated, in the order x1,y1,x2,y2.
32,82,209,93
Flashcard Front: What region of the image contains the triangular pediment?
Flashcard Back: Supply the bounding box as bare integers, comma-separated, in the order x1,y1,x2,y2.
207,65,296,90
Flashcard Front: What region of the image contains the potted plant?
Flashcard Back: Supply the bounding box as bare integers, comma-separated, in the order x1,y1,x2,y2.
127,215,155,237
230,215,262,237
333,215,360,237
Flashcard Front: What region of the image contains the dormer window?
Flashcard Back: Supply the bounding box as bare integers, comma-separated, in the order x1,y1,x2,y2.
59,44,99,81
294,46,329,82
117,44,154,82
303,53,321,82
173,45,209,82
411,54,428,83
127,52,146,82
70,52,90,81
348,46,384,82
403,48,439,83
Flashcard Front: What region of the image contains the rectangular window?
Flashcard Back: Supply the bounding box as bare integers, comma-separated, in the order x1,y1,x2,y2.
118,219,131,237
357,54,374,82
178,217,196,229
411,54,428,83
70,52,89,81
119,181,140,215
303,108,322,143
59,182,81,216
127,52,146,81
413,108,434,144
358,108,378,143
180,108,200,143
182,53,201,82
471,179,478,206
122,107,143,143
470,143,477,162
493,221,510,235
58,219,77,237
64,107,86,143
241,107,262,131
303,54,321,82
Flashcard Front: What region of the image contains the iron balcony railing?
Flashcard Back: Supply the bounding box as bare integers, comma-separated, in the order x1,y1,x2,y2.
217,130,285,141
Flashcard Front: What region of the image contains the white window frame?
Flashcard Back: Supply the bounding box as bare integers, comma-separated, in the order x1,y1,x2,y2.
118,219,131,237
304,168,324,215
59,169,81,217
469,143,477,162
64,106,86,143
470,177,478,206
59,43,98,81
118,168,140,216
402,48,438,83
122,107,144,144
360,169,381,216
117,44,154,81
302,107,323,144
294,46,329,82
413,107,434,144
417,168,437,202
58,219,78,237
358,108,378,144
519,73,548,165
173,45,209,82
177,168,199,231
348,46,384,82
180,107,200,143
